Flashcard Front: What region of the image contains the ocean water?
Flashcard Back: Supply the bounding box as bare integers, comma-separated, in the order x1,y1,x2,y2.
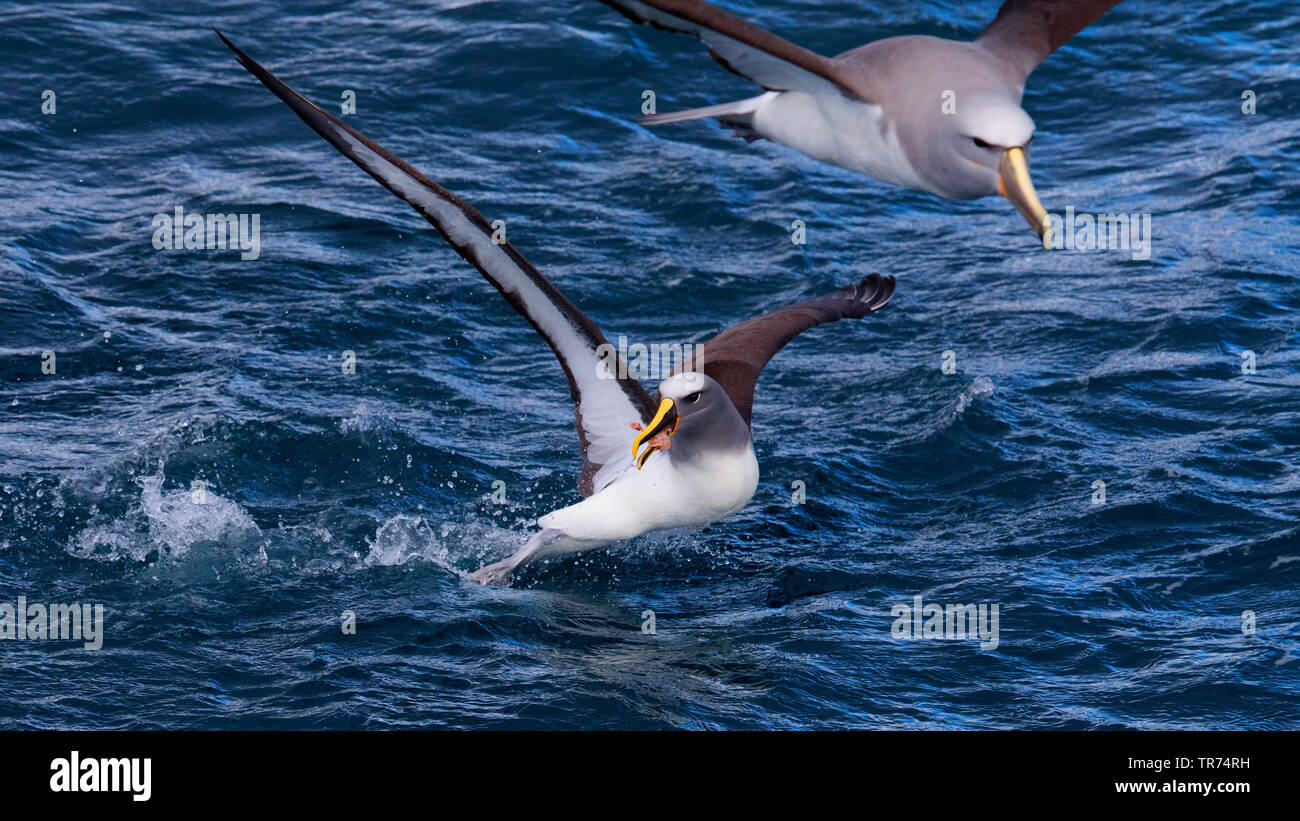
1,0,1297,730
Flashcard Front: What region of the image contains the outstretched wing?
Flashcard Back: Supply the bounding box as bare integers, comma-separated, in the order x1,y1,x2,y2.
677,274,896,427
598,0,873,101
216,30,656,497
977,0,1124,84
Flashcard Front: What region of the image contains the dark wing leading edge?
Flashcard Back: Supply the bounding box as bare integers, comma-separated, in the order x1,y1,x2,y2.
597,0,874,101
215,31,657,497
977,0,1124,84
677,274,896,427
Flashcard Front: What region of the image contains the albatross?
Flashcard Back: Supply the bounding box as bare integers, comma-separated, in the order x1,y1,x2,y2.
216,31,897,585
596,0,1124,247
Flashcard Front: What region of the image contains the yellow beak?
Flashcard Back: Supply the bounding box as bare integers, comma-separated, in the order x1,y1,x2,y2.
999,147,1052,250
632,397,678,470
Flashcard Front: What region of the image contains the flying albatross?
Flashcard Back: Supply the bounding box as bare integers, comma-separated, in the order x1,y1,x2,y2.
596,0,1124,248
216,31,896,585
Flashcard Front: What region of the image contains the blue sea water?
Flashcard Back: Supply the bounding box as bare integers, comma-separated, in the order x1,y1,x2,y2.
1,0,1297,730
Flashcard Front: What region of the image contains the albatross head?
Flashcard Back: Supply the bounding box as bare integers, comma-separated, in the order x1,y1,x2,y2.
935,94,1052,249
631,372,747,470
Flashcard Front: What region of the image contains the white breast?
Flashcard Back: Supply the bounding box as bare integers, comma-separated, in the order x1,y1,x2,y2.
538,444,759,546
751,91,930,192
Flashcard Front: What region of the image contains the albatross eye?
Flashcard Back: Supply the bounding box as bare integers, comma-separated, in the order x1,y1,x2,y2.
685,392,701,404
972,137,992,149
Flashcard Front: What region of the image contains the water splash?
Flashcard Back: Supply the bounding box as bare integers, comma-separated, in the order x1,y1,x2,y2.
67,466,262,563
954,376,995,415
364,514,524,577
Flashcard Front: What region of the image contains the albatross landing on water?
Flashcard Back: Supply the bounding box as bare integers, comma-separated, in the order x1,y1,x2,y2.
596,0,1125,247
216,31,897,585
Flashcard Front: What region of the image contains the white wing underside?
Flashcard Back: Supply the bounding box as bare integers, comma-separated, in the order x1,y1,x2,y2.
337,135,645,494
216,29,655,498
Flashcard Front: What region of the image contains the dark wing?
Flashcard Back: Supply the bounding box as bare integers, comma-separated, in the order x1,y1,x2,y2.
678,274,896,427
977,0,1124,83
598,0,873,101
216,30,656,497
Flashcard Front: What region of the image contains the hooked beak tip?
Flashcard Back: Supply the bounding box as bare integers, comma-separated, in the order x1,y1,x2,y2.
632,397,678,469
999,146,1052,250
